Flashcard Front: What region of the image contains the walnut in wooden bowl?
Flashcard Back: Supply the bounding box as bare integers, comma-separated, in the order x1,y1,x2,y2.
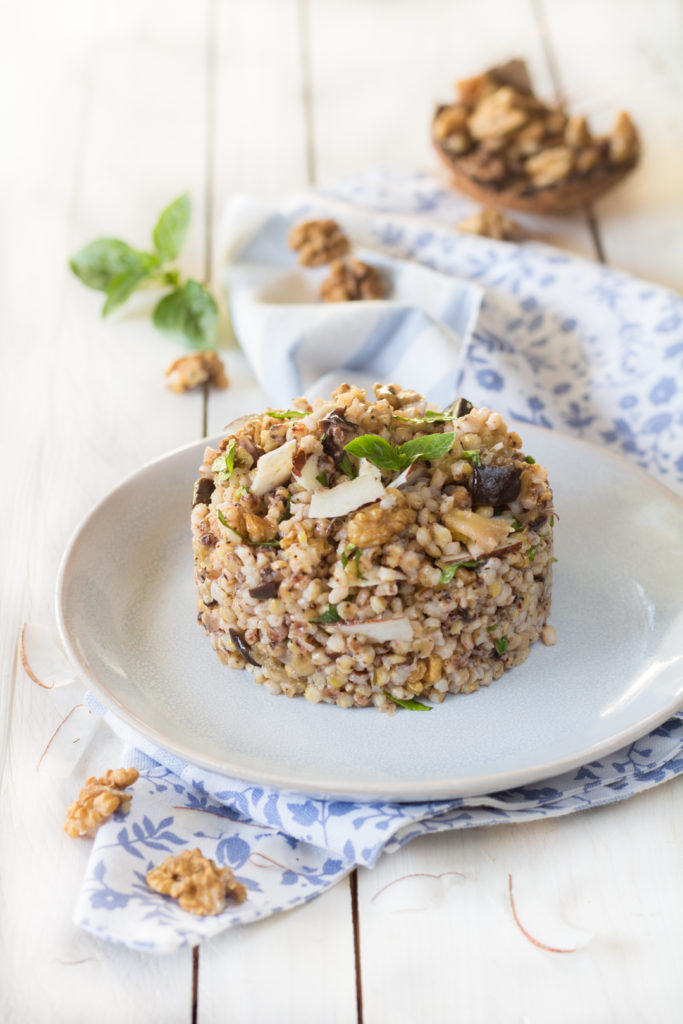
432,59,639,214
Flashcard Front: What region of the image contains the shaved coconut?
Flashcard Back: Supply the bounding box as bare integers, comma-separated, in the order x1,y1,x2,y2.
337,617,414,642
350,568,406,588
309,459,385,518
301,402,335,429
251,439,297,496
295,453,322,493
390,463,425,489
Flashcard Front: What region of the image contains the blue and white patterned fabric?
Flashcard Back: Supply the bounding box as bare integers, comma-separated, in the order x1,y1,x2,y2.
75,171,683,952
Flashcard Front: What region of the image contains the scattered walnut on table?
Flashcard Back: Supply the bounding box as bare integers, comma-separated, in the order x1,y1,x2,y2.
146,848,247,916
165,350,229,394
64,768,139,838
457,206,526,242
288,218,350,267
319,258,385,302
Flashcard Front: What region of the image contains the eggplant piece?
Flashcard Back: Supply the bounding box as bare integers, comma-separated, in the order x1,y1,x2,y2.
471,465,521,506
193,478,215,507
248,580,280,600
444,397,473,419
321,409,358,461
229,629,260,666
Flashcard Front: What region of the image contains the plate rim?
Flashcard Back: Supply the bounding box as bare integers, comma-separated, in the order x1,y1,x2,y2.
55,424,683,802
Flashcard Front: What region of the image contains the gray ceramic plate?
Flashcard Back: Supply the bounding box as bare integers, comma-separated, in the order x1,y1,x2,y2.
56,425,683,801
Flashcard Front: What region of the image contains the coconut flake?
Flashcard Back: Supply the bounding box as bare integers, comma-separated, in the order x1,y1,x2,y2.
351,568,405,588
309,459,385,518
295,453,322,493
250,439,297,496
336,617,414,642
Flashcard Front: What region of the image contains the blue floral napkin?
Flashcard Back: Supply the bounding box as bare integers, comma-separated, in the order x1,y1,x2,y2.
74,170,683,952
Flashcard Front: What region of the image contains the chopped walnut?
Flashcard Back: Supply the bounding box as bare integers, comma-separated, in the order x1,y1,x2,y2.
166,351,229,394
609,111,638,164
64,768,139,838
242,511,278,543
457,207,526,242
347,501,416,547
433,61,639,207
525,145,575,187
146,848,247,916
288,218,350,267
320,258,385,302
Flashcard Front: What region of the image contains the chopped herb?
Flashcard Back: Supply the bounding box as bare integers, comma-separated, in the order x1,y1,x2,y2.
393,410,451,424
552,556,558,563
217,508,228,527
510,517,523,532
342,593,356,603
344,431,455,473
315,471,329,487
252,539,281,548
385,694,432,711
320,431,328,443
354,547,366,580
525,455,536,464
281,495,292,521
337,452,357,479
236,486,248,499
494,636,508,656
311,604,341,624
461,449,482,467
529,545,538,562
487,625,498,633
439,559,483,584
211,439,237,482
267,409,306,420
550,514,555,527
341,545,355,569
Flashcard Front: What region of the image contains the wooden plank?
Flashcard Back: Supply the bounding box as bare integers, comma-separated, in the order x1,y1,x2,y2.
307,0,596,257
357,779,683,1023
0,1,210,1019
535,0,683,290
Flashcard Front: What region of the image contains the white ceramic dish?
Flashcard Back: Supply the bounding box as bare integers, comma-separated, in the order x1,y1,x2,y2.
56,425,683,802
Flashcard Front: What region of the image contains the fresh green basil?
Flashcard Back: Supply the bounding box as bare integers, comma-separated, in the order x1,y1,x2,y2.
344,431,455,473
460,449,482,467
344,434,399,472
337,452,357,479
494,636,508,655
439,559,484,584
393,410,451,424
211,439,237,482
153,193,190,263
385,694,432,711
267,410,306,421
153,279,218,348
315,471,329,487
312,604,341,624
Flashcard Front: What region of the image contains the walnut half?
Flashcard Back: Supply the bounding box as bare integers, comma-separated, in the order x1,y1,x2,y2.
64,768,139,838
146,848,248,916
288,218,350,267
165,351,229,394
320,258,385,302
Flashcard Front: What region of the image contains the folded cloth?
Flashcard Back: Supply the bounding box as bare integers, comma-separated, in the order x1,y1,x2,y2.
221,197,483,407
77,693,683,953
69,170,683,952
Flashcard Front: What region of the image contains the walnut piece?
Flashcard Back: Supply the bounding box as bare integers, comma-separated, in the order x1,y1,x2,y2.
146,848,247,916
320,258,385,302
347,501,416,547
64,768,139,838
610,111,638,164
288,218,350,267
525,145,575,187
457,207,526,241
166,351,229,394
467,87,529,141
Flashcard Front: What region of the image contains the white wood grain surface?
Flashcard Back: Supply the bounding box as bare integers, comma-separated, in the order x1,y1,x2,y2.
1,1,681,1022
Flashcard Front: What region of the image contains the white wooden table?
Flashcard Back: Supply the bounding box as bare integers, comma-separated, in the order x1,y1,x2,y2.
2,2,682,1021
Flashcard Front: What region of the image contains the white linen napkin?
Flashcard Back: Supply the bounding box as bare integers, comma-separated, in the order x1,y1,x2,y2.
47,170,683,953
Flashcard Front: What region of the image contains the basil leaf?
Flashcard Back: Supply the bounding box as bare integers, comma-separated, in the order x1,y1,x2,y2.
337,453,357,479
153,279,219,348
385,694,432,711
102,266,151,316
529,545,538,562
494,636,508,655
344,435,400,472
439,559,483,584
316,471,329,487
267,410,306,421
211,439,237,482
217,509,228,527
525,455,536,464
341,545,355,569
153,193,191,263
252,539,281,548
461,449,482,467
354,548,366,580
395,432,455,466
69,239,154,292
312,604,341,624
510,517,523,532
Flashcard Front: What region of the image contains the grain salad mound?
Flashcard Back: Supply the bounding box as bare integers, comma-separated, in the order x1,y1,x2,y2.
192,384,555,712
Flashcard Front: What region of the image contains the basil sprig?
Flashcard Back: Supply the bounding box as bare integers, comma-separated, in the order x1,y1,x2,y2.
211,439,237,482
385,694,432,711
344,431,455,473
70,193,219,348
393,410,452,424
